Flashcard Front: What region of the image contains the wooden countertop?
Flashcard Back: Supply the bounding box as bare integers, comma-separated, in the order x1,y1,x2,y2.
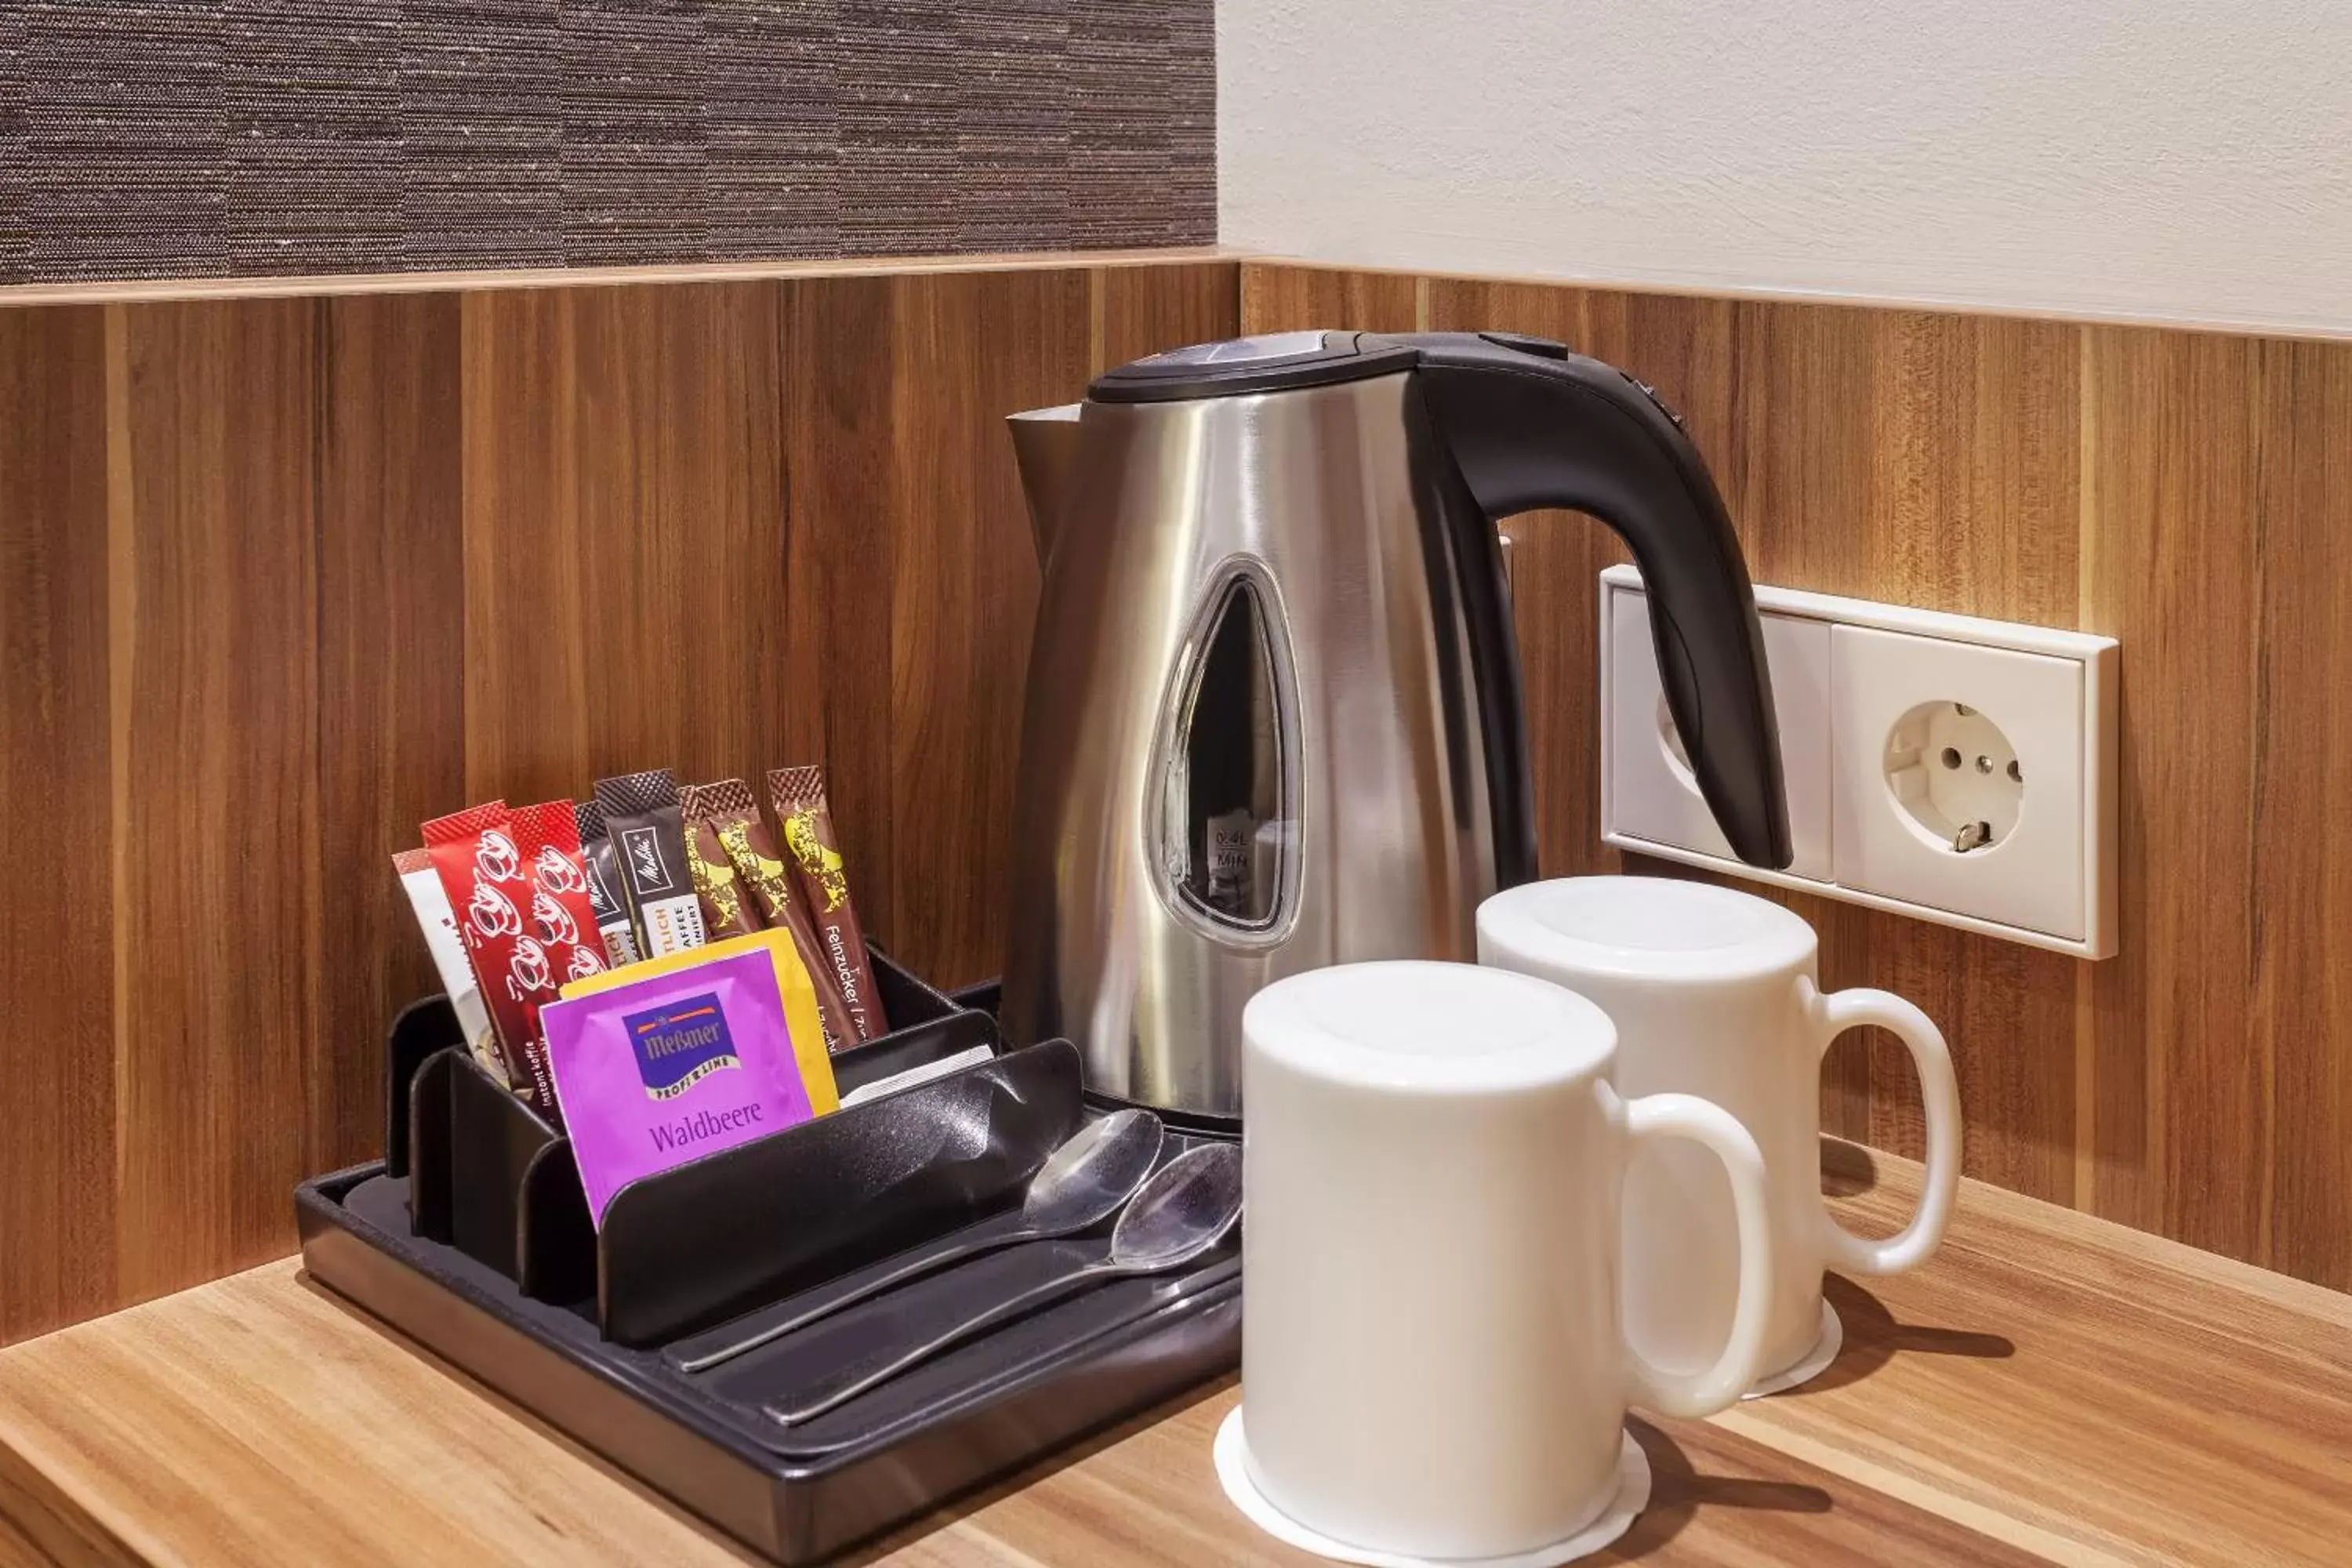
2,1146,2348,1567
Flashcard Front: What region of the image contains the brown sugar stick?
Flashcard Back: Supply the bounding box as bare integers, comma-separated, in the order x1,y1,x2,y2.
678,793,765,939
768,765,888,1042
687,779,858,1055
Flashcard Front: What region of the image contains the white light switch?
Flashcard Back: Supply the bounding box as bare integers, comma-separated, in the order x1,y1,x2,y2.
1598,565,2118,958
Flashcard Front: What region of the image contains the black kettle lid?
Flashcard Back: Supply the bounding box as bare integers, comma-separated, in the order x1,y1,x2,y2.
1090,330,1420,403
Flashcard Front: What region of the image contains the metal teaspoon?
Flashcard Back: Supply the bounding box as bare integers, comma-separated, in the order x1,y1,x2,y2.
671,1108,1165,1375
766,1141,1243,1427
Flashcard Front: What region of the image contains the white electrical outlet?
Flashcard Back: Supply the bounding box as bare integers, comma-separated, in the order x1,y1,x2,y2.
1599,565,2118,958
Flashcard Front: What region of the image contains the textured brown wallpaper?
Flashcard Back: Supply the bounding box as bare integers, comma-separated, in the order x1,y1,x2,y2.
0,0,1215,283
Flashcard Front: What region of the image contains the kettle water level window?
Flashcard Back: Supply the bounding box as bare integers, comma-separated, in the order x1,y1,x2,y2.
1160,575,1294,930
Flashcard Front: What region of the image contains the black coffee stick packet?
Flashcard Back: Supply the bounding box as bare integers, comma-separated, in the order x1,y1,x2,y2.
592,768,708,958
573,800,644,967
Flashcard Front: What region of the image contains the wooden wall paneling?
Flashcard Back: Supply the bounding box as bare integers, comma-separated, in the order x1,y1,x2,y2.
9,255,2349,1323
459,288,588,805
1239,261,1419,335
2249,339,2352,1290
2080,326,2259,1254
1093,260,1240,372
460,280,793,800
568,282,791,789
1862,313,2080,623
0,259,1324,1346
111,299,322,1302
882,270,1094,987
1696,300,1888,1147
2083,328,2352,1284
314,293,466,1170
0,307,118,1344
1403,281,2078,1172
782,275,903,954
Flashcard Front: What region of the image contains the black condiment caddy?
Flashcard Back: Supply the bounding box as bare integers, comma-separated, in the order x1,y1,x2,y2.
297,949,1240,1563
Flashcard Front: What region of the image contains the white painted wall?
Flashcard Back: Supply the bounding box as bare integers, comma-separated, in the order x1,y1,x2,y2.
1219,2,2352,335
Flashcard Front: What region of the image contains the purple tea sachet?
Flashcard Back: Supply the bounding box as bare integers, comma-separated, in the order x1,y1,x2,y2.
542,949,818,1225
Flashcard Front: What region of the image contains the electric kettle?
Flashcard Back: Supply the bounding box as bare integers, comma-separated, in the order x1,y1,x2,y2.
1001,328,1789,1123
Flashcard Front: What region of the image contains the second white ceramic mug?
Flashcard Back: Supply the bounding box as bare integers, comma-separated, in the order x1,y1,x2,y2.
1479,876,1961,1388
1235,960,1773,1561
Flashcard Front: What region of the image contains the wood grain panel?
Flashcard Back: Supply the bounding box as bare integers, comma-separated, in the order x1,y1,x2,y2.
2079,328,2264,1251
2248,340,2352,1290
1779,1149,2352,1567
1861,314,2081,624
0,1432,142,1568
1784,308,2077,1199
461,281,793,802
111,299,322,1302
2083,328,2352,1279
0,307,117,1345
459,288,586,805
782,275,902,952
9,252,2352,1339
315,293,466,1169
1094,260,1240,372
571,283,792,788
884,270,1093,986
1240,261,1420,334
1698,299,2078,1192
1813,902,2076,1203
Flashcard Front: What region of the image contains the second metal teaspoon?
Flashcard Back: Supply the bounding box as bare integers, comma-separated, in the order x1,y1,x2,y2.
768,1141,1243,1427
672,1108,1165,1374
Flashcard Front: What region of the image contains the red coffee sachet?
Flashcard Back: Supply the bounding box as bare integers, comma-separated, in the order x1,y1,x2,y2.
421,800,561,1118
509,800,611,992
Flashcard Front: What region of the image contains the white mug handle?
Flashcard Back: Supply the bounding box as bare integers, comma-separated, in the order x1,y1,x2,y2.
1619,1092,1775,1418
1809,979,1962,1276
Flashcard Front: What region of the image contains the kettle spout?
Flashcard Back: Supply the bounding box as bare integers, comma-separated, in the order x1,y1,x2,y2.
1007,404,1083,567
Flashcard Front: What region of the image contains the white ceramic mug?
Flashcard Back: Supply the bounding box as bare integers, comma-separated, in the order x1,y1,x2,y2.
1478,876,1961,1390
1235,960,1773,1561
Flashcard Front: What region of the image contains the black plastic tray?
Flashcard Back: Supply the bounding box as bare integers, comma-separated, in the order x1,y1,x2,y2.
296,950,1240,1563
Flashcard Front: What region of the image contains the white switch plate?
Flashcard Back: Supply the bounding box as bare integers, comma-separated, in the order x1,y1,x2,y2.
1599,564,2119,958
1607,589,1834,879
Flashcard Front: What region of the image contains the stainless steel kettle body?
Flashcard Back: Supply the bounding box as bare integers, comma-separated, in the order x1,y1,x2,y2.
1001,330,1790,1121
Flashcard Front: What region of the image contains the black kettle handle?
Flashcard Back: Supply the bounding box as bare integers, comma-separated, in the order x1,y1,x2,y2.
1385,331,1791,870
